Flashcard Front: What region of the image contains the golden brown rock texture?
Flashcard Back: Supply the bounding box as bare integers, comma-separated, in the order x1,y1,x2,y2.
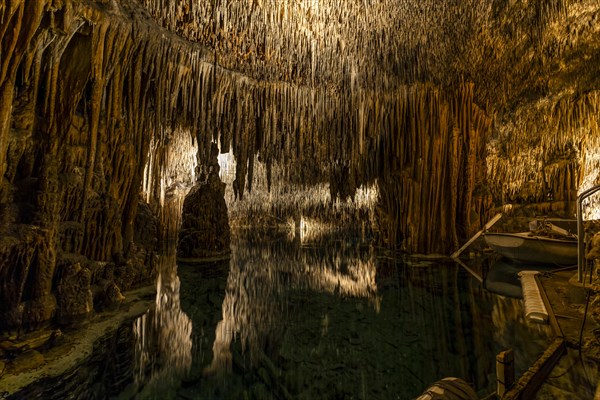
374,83,491,253
0,1,175,331
1,0,600,329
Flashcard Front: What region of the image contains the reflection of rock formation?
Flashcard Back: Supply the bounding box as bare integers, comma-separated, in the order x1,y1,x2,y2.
204,239,379,374
133,196,193,397
133,252,192,395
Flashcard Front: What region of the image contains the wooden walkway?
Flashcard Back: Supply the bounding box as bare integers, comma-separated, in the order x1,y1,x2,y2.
502,268,597,399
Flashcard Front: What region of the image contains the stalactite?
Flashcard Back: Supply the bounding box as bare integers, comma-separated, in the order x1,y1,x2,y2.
372,83,491,254
0,0,598,330
136,0,571,96
487,91,600,208
0,0,49,181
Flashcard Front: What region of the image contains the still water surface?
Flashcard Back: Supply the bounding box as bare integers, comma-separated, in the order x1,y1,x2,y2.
130,233,552,399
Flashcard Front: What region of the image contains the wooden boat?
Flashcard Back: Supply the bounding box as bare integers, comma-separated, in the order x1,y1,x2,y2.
483,231,577,266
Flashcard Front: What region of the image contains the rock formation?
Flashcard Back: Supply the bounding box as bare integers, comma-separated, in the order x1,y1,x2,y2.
0,0,599,331
177,144,231,262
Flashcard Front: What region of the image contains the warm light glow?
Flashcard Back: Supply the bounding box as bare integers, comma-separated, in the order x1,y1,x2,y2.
218,151,234,180
218,151,378,234
142,128,198,207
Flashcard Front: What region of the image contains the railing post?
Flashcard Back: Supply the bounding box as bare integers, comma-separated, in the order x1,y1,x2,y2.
578,198,584,283
497,349,515,397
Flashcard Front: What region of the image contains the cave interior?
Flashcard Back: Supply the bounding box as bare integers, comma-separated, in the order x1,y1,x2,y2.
1,0,600,398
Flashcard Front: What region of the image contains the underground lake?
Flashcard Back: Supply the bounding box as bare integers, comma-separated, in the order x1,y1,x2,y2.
5,230,556,400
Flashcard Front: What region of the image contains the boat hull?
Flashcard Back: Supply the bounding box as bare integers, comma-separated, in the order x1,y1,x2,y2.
483,232,577,266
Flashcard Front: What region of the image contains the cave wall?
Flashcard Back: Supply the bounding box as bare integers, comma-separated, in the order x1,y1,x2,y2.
0,1,203,331
458,1,600,217
1,0,600,332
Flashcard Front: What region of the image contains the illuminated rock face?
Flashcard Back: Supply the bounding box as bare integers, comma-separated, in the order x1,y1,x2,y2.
0,0,599,330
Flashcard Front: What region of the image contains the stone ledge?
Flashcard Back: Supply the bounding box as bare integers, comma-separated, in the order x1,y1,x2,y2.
0,285,155,396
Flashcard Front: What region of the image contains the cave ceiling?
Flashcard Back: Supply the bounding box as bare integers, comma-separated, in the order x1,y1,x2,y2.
134,0,600,203
138,0,600,105
1,0,599,197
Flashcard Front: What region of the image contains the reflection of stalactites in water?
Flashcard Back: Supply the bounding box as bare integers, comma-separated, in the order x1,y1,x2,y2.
203,314,235,376
132,189,193,397
155,253,193,376
133,313,149,386
204,240,379,374
133,253,193,396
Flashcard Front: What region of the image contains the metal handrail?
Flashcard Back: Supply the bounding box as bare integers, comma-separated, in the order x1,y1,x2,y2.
577,184,600,283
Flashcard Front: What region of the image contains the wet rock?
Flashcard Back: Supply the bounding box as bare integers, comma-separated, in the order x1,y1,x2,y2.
0,330,54,354
105,283,125,307
56,263,93,324
95,283,125,311
114,259,141,292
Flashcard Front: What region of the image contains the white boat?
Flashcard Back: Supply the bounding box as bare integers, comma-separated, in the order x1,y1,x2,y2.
483,231,577,266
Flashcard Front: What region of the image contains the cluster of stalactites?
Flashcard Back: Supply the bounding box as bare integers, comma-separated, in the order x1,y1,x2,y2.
0,2,462,221
0,1,214,257
1,1,586,202
373,83,492,253
222,82,492,253
4,0,596,253
136,0,573,97
487,91,600,206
